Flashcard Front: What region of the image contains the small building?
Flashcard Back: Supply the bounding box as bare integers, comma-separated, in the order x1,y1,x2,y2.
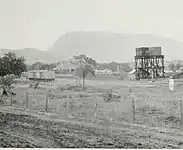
23,70,55,81
53,61,78,75
95,69,113,75
128,69,136,80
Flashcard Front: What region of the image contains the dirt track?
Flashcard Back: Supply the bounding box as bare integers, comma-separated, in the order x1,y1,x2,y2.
1,107,183,148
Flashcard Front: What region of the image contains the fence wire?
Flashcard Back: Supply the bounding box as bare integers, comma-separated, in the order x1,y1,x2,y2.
4,92,183,129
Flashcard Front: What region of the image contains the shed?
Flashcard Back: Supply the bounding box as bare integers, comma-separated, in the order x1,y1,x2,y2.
26,70,55,81
53,61,78,74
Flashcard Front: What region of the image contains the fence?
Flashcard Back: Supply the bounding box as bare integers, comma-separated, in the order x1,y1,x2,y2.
4,91,183,130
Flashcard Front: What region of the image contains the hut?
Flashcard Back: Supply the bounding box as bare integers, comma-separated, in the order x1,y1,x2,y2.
53,61,78,75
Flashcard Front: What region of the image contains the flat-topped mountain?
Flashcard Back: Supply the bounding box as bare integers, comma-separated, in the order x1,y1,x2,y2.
1,31,183,65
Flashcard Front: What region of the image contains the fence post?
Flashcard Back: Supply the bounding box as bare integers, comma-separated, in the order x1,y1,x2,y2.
180,100,183,129
95,102,97,118
10,93,13,107
45,95,49,112
132,97,136,123
25,92,28,110
67,95,69,117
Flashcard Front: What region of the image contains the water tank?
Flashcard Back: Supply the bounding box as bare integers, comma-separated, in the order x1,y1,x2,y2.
149,47,162,56
136,47,150,56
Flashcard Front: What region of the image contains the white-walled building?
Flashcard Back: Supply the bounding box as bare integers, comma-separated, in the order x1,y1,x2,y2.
22,70,55,81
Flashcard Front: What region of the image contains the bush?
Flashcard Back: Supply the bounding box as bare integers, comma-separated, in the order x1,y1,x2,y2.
136,105,163,114
104,91,121,102
58,84,83,92
0,75,16,103
29,81,40,89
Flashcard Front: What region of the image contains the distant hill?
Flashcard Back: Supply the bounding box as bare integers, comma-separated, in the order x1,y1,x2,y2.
1,31,183,66
50,31,183,62
0,48,54,64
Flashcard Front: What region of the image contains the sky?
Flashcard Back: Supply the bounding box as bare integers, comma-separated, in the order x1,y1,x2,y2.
0,0,183,50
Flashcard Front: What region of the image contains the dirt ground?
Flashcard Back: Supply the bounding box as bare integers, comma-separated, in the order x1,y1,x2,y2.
1,107,183,148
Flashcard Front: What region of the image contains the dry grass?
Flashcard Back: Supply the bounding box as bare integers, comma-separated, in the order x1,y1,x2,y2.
4,78,183,129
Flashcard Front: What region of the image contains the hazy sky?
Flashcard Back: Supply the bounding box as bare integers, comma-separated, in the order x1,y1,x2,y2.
0,0,183,50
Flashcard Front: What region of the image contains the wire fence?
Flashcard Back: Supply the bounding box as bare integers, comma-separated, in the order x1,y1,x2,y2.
4,91,183,130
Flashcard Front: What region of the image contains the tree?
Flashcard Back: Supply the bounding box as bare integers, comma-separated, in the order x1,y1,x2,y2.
71,54,96,87
29,81,40,89
71,54,97,66
175,63,181,71
0,52,27,77
168,63,175,72
29,62,43,70
75,64,95,87
29,62,57,71
0,75,16,103
0,53,26,103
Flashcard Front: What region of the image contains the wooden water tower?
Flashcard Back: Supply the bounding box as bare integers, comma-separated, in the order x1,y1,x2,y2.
135,47,165,80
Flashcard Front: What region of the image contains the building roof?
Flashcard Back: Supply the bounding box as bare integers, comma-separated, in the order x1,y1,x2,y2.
28,70,53,73
53,61,78,71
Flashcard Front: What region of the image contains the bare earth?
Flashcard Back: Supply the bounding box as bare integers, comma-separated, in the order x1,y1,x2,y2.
0,106,183,148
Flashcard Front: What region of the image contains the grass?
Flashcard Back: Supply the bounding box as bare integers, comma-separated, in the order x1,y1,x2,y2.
5,78,183,129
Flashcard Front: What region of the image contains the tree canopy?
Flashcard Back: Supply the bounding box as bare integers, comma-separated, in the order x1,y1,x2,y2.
71,54,97,67
175,63,181,70
0,52,27,77
28,62,57,71
71,54,96,87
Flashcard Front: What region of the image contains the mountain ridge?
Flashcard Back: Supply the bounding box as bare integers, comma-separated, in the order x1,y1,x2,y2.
1,31,183,64
50,31,183,62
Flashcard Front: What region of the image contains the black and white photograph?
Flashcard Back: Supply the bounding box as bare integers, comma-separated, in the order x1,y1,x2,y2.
0,0,183,148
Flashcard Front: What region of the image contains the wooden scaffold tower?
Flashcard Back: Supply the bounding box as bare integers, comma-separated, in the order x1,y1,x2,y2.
135,47,165,80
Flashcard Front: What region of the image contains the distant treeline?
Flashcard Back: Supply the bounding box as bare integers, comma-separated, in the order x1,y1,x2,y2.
97,62,132,72
28,61,132,73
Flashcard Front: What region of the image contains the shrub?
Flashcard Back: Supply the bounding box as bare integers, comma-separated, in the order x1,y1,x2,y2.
0,75,16,103
104,91,121,102
29,81,40,89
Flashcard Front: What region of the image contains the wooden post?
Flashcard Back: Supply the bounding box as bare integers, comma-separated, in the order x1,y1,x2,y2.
10,93,13,107
95,102,97,118
67,95,69,117
25,92,28,110
132,97,136,123
180,100,183,129
45,95,49,112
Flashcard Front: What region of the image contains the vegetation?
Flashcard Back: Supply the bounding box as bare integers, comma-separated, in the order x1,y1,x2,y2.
29,81,40,89
168,63,175,72
97,62,132,72
175,63,181,71
168,62,183,72
0,52,27,77
71,54,96,87
104,91,121,102
0,75,16,103
28,62,57,71
0,52,26,103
